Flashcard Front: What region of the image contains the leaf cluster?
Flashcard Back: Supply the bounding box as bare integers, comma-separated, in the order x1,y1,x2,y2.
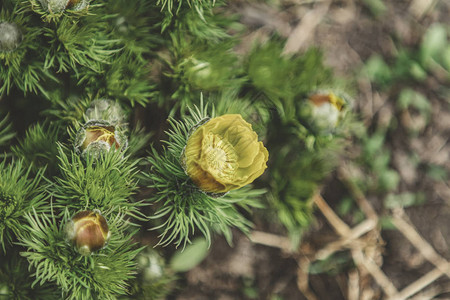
0,2,56,97
18,209,142,300
0,248,60,300
0,159,47,250
50,147,144,220
1,0,159,106
144,102,264,248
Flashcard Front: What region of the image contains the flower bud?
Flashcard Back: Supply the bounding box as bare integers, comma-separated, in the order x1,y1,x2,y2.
38,0,69,13
66,0,90,10
38,0,90,13
183,114,269,194
84,99,126,126
136,248,165,281
0,22,23,52
66,210,110,256
74,120,128,158
306,91,347,131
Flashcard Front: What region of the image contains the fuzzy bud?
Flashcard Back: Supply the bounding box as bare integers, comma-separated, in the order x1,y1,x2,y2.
306,91,346,131
0,22,23,52
136,248,165,281
38,0,90,13
66,0,90,10
84,99,126,125
74,120,128,158
66,210,110,256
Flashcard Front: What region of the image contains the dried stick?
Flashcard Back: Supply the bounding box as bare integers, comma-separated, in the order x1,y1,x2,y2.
352,249,398,297
388,268,443,300
338,166,379,221
297,257,319,300
391,215,450,278
410,285,450,300
283,0,331,54
315,219,376,260
408,0,439,19
348,269,360,300
249,230,292,252
313,193,351,236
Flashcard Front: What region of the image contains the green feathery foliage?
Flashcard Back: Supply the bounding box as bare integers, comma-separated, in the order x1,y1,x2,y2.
104,0,162,60
0,114,16,150
18,208,142,300
0,0,365,297
0,159,46,251
40,16,119,74
172,4,234,42
0,2,56,97
157,32,243,114
79,55,155,107
144,100,265,248
12,122,62,174
245,40,333,121
243,40,361,244
42,96,91,124
50,147,144,220
2,0,156,106
0,249,60,300
157,0,223,32
126,123,153,159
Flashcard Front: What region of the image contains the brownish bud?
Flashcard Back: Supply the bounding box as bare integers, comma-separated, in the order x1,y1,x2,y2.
66,210,110,256
81,125,120,151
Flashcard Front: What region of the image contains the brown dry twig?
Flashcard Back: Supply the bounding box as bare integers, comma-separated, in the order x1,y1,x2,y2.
389,268,444,300
249,230,292,252
338,165,379,221
313,193,351,236
315,219,376,260
283,0,331,54
391,210,450,278
348,269,360,300
297,257,319,300
352,249,399,297
408,0,439,19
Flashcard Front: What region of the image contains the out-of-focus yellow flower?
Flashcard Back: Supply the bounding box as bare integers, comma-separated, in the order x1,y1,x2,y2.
184,114,269,193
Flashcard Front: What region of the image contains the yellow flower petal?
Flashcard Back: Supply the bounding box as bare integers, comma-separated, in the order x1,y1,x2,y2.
184,114,269,193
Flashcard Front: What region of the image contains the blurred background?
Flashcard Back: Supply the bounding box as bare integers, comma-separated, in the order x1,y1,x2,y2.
170,0,450,299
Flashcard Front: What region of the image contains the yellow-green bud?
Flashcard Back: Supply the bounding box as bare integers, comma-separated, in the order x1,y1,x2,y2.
66,210,110,256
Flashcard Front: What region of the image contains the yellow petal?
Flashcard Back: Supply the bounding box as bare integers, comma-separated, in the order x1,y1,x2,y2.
184,114,269,193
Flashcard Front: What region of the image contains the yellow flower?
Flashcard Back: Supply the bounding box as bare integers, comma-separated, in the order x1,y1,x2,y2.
184,114,269,193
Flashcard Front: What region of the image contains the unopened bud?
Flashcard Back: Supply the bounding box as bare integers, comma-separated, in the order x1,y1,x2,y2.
66,210,110,256
0,22,23,52
306,91,347,131
74,120,128,158
38,0,90,13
